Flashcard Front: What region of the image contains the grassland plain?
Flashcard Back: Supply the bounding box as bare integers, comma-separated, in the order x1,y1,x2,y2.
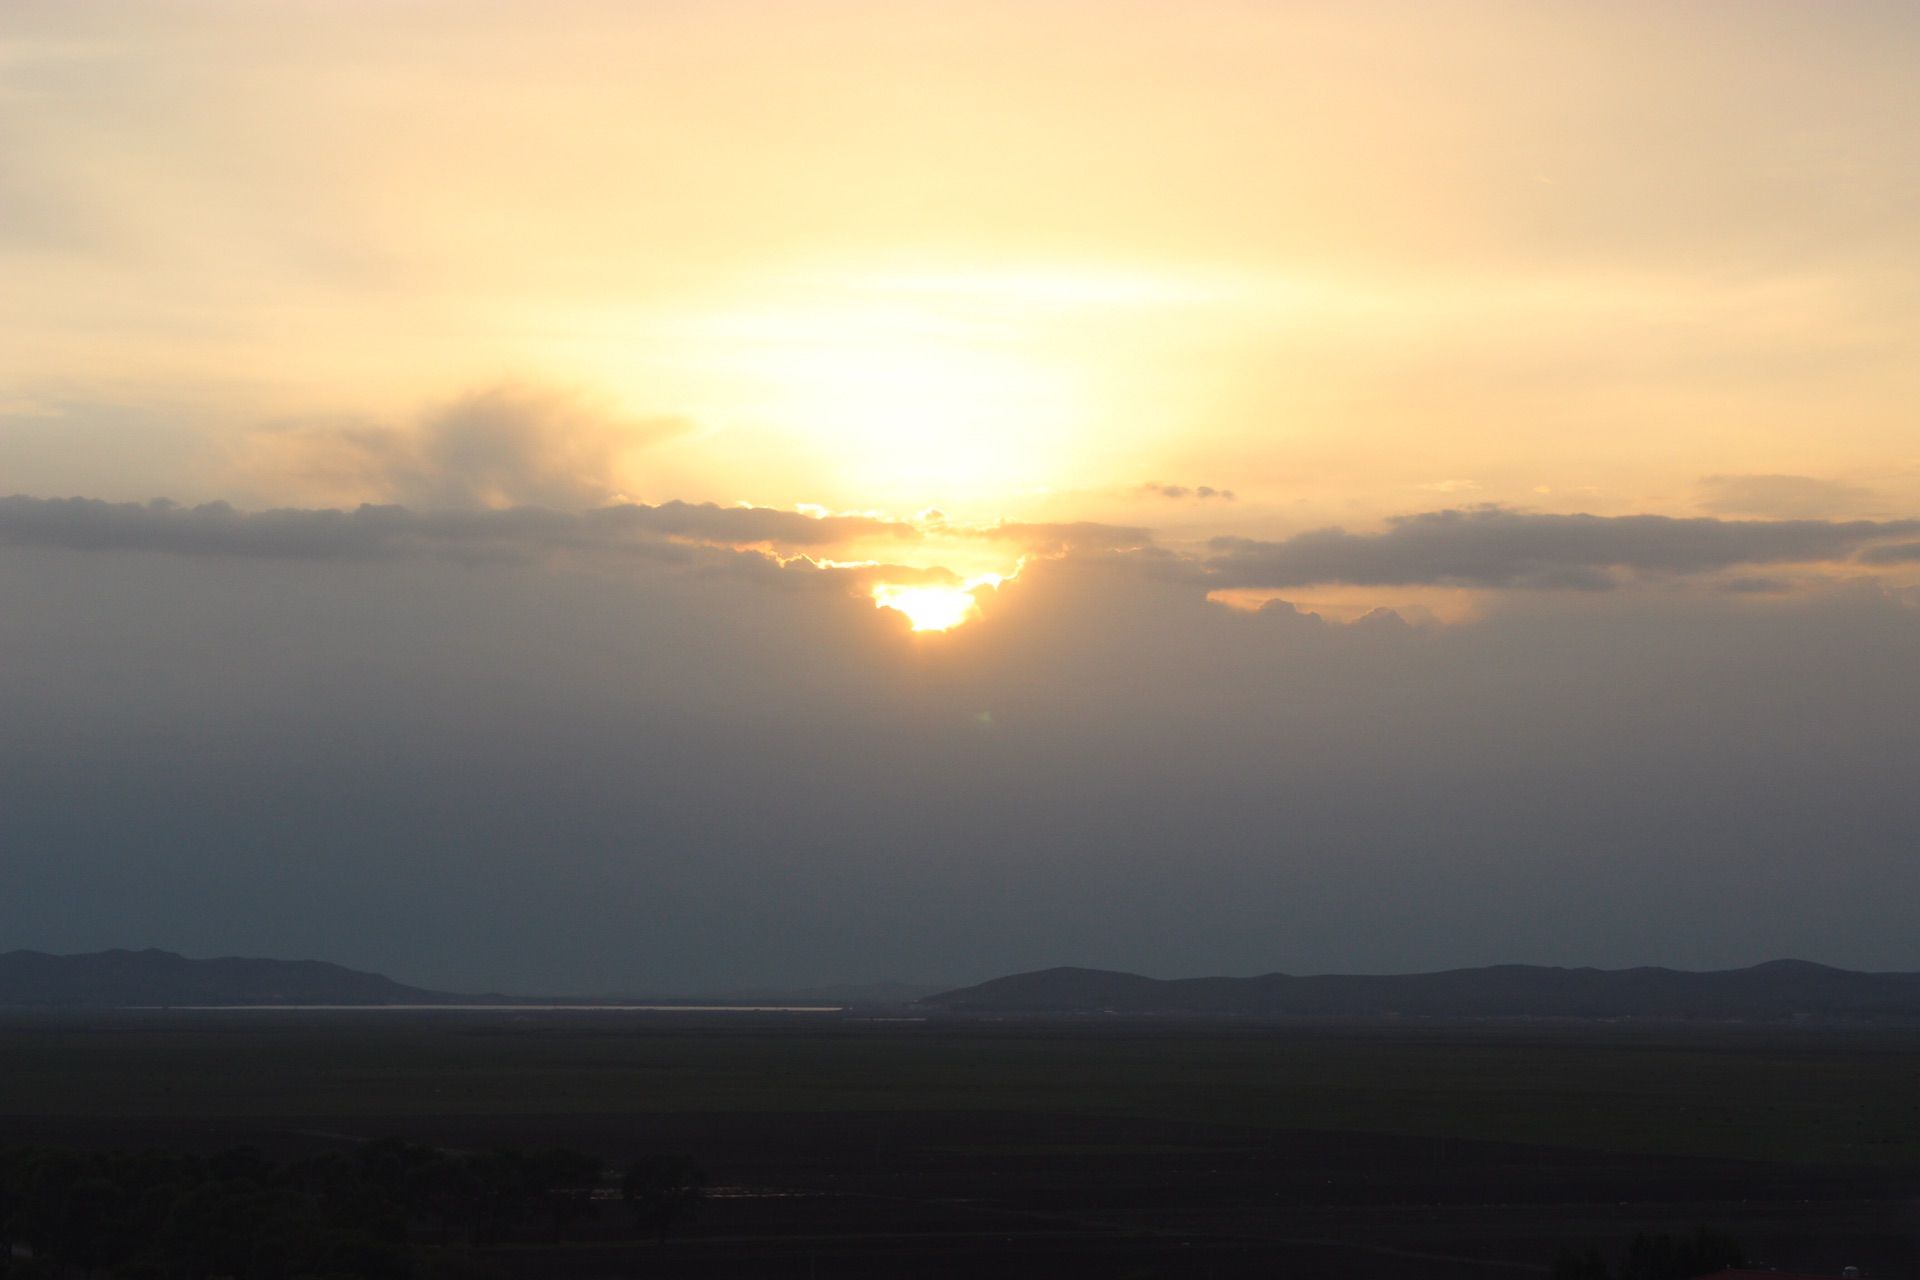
2,1013,1917,1276
1,1012,1917,1169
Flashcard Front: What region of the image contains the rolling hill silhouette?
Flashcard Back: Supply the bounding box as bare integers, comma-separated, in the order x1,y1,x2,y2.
923,960,1920,1020
0,949,456,1006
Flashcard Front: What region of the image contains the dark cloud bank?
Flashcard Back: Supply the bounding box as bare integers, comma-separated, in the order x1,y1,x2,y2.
0,494,918,560
3,496,1920,994
1208,507,1920,590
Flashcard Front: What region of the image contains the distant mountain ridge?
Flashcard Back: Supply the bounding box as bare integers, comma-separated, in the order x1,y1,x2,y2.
706,981,948,1005
922,960,1920,1020
0,949,455,1007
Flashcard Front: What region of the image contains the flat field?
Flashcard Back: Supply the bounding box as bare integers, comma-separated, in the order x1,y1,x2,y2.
1,1012,1915,1276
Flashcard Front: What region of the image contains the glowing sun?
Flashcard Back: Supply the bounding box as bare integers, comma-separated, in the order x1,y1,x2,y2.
872,580,992,632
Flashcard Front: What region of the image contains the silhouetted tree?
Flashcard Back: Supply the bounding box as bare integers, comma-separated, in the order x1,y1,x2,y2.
1623,1227,1745,1280
405,1152,483,1246
529,1148,602,1243
1552,1227,1746,1280
621,1152,705,1243
1553,1245,1611,1280
0,1137,612,1276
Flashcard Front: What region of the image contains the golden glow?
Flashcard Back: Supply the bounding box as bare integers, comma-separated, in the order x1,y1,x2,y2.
7,5,1920,525
684,296,1081,501
871,575,1002,632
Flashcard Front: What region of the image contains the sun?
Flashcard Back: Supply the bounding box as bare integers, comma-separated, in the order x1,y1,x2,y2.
677,288,1087,505
872,580,990,632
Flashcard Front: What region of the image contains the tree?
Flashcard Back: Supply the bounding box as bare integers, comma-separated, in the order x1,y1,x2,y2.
1554,1227,1747,1280
621,1153,705,1243
1623,1228,1745,1280
1553,1246,1611,1280
529,1148,602,1243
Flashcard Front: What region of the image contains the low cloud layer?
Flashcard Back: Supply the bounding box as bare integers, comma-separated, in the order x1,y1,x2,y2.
18,497,1920,600
0,494,917,562
4,513,1919,994
1859,541,1920,566
1207,507,1920,590
6,489,1920,993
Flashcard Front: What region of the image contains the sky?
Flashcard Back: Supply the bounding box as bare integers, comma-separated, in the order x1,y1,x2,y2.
3,1,1919,993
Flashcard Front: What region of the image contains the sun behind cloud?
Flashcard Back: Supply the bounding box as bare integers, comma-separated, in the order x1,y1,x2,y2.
871,577,1000,632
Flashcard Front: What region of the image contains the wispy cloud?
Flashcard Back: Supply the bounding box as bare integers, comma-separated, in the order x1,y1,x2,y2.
240,385,690,511
1138,482,1236,502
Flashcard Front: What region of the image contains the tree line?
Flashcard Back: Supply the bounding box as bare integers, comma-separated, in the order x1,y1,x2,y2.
1553,1227,1747,1280
0,1137,705,1279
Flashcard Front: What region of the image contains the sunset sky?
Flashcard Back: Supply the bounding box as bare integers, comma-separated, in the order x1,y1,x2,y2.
5,2,1919,992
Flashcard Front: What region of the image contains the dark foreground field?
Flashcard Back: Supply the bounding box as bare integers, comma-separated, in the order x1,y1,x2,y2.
2,1011,1916,1277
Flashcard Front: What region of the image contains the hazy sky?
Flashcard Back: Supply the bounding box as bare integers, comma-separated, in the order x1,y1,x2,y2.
4,2,1919,991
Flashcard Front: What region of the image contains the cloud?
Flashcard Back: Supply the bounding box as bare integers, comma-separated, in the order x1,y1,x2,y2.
244,385,690,510
7,530,1920,993
0,494,914,562
584,501,917,548
1718,575,1795,594
14,494,1918,603
958,520,1156,553
1858,540,1920,566
1205,507,1920,590
1139,482,1236,501
1249,598,1412,633
0,496,418,560
1697,474,1877,519
1255,598,1325,627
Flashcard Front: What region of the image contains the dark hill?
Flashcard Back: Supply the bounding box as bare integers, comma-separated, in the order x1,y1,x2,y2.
0,949,457,1007
922,960,1920,1020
